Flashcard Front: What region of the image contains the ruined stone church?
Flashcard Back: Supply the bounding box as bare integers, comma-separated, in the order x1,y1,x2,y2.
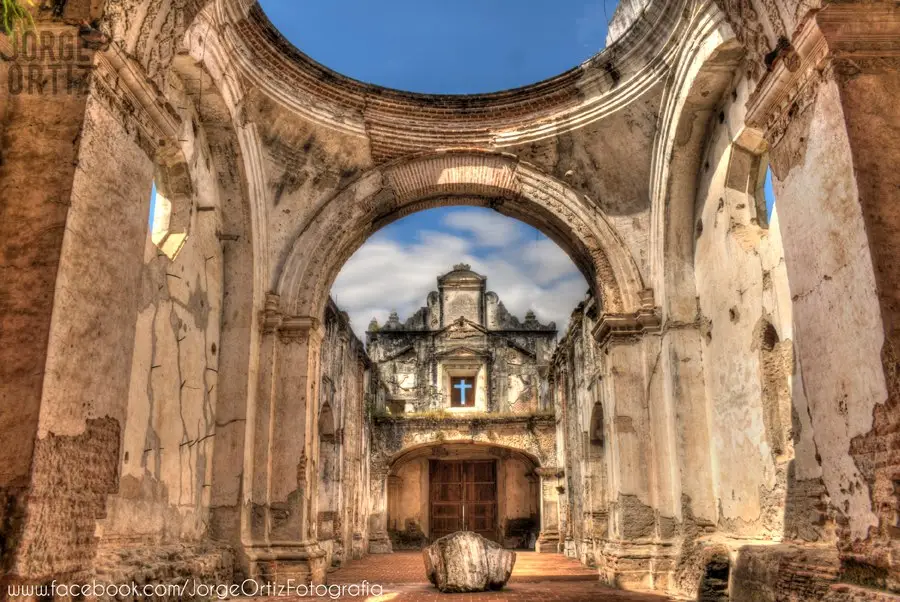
368,264,556,416
366,265,556,552
2,0,900,600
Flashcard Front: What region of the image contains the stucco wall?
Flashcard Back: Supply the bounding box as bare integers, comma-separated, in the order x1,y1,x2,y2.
316,301,374,567
693,78,794,539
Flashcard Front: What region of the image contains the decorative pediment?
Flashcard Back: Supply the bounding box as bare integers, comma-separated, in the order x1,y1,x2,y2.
435,316,488,335
435,345,490,360
435,317,489,346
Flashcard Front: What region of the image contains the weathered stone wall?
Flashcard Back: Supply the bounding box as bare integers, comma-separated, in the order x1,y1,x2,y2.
3,50,164,585
367,266,556,416
86,60,238,589
550,298,607,567
606,0,651,46
693,74,795,542
0,22,97,582
316,300,374,568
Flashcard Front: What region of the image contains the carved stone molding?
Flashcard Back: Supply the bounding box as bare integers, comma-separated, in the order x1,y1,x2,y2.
278,316,325,345
714,0,771,79
535,467,564,479
591,289,662,346
261,293,283,334
94,45,181,156
746,2,900,146
296,453,308,487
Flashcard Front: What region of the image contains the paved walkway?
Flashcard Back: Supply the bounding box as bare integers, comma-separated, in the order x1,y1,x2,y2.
247,551,673,601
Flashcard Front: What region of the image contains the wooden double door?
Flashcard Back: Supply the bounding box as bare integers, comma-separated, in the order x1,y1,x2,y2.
429,459,497,541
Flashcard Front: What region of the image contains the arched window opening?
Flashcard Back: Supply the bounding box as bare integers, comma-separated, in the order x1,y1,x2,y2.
589,402,605,447
763,165,776,223
148,182,158,227
752,159,776,230
319,400,336,442
149,155,194,260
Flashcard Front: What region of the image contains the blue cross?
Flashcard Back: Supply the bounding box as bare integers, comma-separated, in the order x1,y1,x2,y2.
454,379,473,405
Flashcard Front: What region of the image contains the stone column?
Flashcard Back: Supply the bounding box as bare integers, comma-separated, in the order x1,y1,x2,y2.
740,3,900,591
368,463,393,554
244,300,327,584
535,467,564,553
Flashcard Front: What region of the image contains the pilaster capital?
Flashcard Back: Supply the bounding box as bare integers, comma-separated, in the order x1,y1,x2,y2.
261,293,284,334
278,316,325,345
592,289,661,346
746,2,900,147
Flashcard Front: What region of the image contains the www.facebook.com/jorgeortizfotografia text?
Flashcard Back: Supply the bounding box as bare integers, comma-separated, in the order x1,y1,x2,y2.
7,579,385,600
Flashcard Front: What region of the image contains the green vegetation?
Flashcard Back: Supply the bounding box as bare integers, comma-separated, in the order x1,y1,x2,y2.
2,0,34,36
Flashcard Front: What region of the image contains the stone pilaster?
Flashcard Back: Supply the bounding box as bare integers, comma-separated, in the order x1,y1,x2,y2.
367,463,393,554
535,467,564,553
590,301,677,590
245,297,327,584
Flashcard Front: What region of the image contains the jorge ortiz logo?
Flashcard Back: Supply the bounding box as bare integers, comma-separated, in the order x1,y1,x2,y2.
1,24,108,95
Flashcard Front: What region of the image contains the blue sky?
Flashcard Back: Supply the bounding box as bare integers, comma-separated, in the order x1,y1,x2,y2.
764,167,776,219
331,208,590,338
259,0,618,94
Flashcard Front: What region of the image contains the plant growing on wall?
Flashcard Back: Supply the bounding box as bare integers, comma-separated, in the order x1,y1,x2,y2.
2,0,34,36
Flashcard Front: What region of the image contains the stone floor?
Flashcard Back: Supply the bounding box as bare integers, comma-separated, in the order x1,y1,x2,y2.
241,552,674,601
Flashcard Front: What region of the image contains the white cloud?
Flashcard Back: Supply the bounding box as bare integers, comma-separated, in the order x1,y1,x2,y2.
442,209,524,248
521,238,581,285
330,212,589,341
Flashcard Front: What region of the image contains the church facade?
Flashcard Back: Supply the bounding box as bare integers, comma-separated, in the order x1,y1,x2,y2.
364,265,560,552
366,264,557,416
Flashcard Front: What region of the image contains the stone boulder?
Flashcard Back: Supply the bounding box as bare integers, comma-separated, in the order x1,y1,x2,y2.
423,531,516,593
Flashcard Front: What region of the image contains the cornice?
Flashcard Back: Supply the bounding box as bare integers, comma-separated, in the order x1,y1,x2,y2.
534,467,565,478
279,315,324,344
93,44,181,154
591,289,661,346
260,294,325,343
746,2,900,146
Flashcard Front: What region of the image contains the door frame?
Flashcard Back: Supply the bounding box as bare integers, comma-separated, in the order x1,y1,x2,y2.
428,459,499,541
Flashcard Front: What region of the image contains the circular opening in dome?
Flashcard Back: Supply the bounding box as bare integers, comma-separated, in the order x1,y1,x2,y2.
259,0,622,95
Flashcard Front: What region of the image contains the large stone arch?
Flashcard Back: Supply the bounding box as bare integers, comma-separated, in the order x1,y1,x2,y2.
649,7,744,322
276,151,646,321
371,415,557,470
643,0,743,536
367,423,557,553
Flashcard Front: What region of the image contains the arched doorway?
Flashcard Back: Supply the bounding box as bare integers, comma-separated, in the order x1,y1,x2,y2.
386,443,541,550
